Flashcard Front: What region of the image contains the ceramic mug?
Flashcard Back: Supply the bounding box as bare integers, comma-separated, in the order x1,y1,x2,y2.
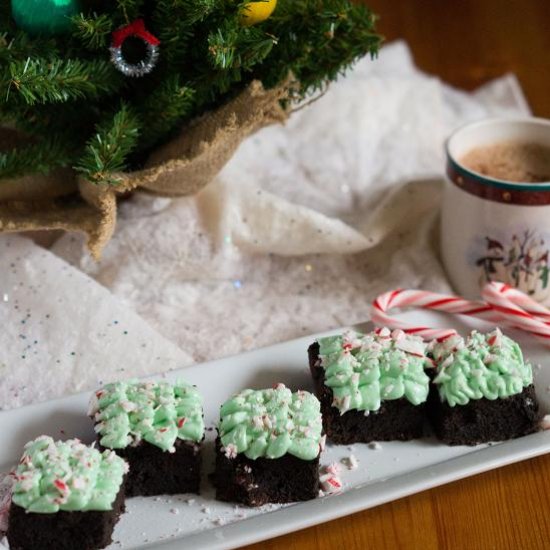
441,117,550,304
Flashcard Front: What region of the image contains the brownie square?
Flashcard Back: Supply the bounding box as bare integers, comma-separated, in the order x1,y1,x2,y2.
214,439,319,506
7,436,127,550
214,384,322,506
90,379,205,497
102,439,201,497
427,384,541,445
309,338,428,444
7,486,125,550
427,329,542,445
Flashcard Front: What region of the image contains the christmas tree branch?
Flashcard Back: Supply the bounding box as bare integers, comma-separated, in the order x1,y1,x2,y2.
136,75,195,151
75,103,140,185
71,13,113,50
0,138,74,179
0,31,60,64
3,57,123,105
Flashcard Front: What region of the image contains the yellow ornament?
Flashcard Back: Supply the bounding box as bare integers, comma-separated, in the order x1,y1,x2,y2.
240,0,277,26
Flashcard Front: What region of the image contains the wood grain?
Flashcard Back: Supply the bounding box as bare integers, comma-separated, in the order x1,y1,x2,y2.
244,1,550,548
365,0,550,117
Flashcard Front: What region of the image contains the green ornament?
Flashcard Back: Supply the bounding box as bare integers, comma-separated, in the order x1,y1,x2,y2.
11,0,81,36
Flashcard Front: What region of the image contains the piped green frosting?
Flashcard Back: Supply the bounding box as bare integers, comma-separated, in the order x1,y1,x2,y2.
219,384,323,461
317,328,431,413
429,328,533,407
11,436,127,514
90,379,205,452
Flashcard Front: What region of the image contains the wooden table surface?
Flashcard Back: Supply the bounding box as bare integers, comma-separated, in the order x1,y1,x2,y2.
244,1,550,549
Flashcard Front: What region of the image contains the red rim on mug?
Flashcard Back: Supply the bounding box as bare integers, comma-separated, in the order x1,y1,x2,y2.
446,117,550,205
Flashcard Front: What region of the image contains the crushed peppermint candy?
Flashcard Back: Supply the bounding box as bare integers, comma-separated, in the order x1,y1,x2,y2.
92,379,204,453
325,462,342,475
223,444,238,459
341,455,359,470
394,337,426,357
318,329,430,415
376,327,391,338
71,477,87,490
177,418,187,429
487,328,503,347
219,385,322,461
319,473,342,494
11,437,126,514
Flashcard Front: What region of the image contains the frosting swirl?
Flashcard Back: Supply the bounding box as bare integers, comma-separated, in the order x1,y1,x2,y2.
318,328,430,413
11,436,127,514
90,379,205,452
219,384,322,461
430,328,533,406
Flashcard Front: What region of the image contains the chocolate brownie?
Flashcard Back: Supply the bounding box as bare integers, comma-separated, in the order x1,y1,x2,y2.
427,329,542,445
90,378,205,496
213,384,323,506
7,437,127,550
309,329,431,444
428,384,540,445
103,438,201,497
214,439,319,506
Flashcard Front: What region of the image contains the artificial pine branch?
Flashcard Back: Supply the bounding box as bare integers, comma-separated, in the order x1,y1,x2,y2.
3,58,123,105
71,13,113,50
114,0,146,25
0,138,73,179
136,75,195,151
75,103,140,185
0,31,60,64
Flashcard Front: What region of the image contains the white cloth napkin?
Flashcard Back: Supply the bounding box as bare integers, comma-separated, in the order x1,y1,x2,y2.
0,235,192,409
1,41,531,409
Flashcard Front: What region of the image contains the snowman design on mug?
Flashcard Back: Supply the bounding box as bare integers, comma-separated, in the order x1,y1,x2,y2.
475,230,550,300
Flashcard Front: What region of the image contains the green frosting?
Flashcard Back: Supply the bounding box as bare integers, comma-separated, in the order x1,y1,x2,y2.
90,379,204,452
430,328,533,407
12,436,127,514
219,384,323,461
317,328,431,413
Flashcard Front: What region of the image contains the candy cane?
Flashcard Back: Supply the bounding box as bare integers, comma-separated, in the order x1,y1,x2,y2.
371,284,550,347
371,289,501,341
481,282,550,343
483,282,550,323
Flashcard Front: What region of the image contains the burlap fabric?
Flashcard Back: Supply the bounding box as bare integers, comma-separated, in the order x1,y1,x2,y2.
0,80,290,258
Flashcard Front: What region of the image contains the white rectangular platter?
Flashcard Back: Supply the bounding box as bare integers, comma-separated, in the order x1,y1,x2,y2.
1,310,549,550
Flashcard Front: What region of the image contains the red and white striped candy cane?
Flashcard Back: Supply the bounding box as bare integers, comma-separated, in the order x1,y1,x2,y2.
481,282,550,344
371,289,501,341
371,284,550,347
483,281,550,323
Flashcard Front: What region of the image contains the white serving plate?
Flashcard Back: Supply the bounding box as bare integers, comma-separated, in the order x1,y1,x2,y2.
1,310,549,550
